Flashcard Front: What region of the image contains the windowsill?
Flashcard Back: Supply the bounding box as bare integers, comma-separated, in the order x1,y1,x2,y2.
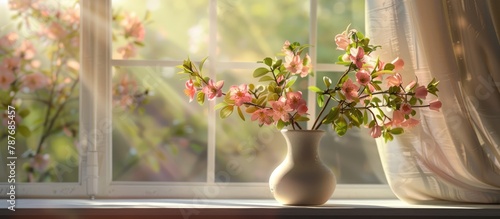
2,199,500,218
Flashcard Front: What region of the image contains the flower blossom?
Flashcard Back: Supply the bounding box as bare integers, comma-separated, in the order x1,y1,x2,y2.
121,12,145,42
251,108,273,126
341,79,359,101
3,57,20,72
271,98,292,122
355,69,371,86
400,103,412,115
391,57,404,71
117,43,137,59
415,85,428,99
0,32,18,49
429,99,442,112
45,22,67,40
285,55,303,75
184,79,196,102
202,79,224,101
349,47,368,69
386,73,402,87
286,91,308,115
15,40,36,60
0,67,15,90
22,72,49,91
335,32,350,50
300,54,312,77
401,118,419,128
370,125,382,138
229,84,252,106
281,40,293,57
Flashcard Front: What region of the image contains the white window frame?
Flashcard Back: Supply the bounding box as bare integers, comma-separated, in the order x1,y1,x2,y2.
0,0,395,199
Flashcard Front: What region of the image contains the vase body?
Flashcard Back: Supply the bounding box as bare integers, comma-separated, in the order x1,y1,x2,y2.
269,129,336,205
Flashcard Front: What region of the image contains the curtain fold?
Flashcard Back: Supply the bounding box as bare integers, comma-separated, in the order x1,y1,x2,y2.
367,0,500,203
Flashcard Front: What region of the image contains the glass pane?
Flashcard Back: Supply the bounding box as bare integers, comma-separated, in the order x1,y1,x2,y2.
112,66,208,181
316,71,386,184
112,0,209,60
317,0,365,63
0,0,80,182
218,0,310,62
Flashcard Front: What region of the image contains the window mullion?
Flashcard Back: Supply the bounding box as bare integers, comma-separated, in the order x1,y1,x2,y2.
206,0,218,184
307,0,319,129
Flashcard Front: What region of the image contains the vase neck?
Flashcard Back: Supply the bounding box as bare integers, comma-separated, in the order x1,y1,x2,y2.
281,130,324,161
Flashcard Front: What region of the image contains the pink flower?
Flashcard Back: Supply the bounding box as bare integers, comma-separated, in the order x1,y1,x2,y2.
286,91,307,114
386,73,402,87
355,69,371,86
15,40,36,60
184,79,196,102
285,55,303,75
202,79,224,101
229,84,252,106
391,57,404,71
400,103,412,115
61,8,80,26
8,0,39,12
271,98,292,122
401,118,419,128
300,54,311,77
349,47,368,69
334,33,350,50
251,108,273,126
3,57,20,72
121,12,145,42
429,99,442,112
281,40,293,57
0,68,15,90
415,85,428,99
370,125,382,138
389,110,405,127
45,22,67,40
0,32,18,49
22,72,48,91
117,43,137,59
341,79,359,101
405,80,417,91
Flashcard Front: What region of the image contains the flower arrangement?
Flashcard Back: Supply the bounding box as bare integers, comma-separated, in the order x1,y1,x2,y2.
179,26,441,142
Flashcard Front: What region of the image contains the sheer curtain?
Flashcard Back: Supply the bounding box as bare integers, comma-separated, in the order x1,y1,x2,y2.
366,0,500,203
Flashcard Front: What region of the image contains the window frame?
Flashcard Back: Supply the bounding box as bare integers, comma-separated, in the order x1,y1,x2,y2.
0,0,395,199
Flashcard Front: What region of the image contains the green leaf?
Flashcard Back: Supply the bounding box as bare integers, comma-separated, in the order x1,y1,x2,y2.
19,109,30,118
199,56,209,73
276,119,286,130
272,59,283,69
196,92,205,105
335,116,347,136
308,86,322,93
214,102,228,110
323,76,332,88
324,107,340,124
134,41,145,47
253,67,270,78
259,75,275,82
220,105,234,119
264,57,273,67
286,76,297,88
390,127,404,135
383,63,395,71
363,110,369,125
237,107,245,121
372,70,394,78
18,125,31,137
317,94,324,107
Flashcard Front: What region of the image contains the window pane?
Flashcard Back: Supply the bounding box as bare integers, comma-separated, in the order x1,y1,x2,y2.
315,71,386,184
112,66,208,181
317,0,365,63
218,0,310,62
0,0,80,183
111,0,209,60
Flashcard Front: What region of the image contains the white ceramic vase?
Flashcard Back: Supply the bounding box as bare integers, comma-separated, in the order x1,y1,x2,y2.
269,129,336,205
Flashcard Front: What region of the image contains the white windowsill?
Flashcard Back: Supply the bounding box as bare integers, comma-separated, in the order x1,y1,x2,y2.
2,199,500,218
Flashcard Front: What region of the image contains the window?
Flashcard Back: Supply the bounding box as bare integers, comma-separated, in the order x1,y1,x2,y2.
1,0,393,199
